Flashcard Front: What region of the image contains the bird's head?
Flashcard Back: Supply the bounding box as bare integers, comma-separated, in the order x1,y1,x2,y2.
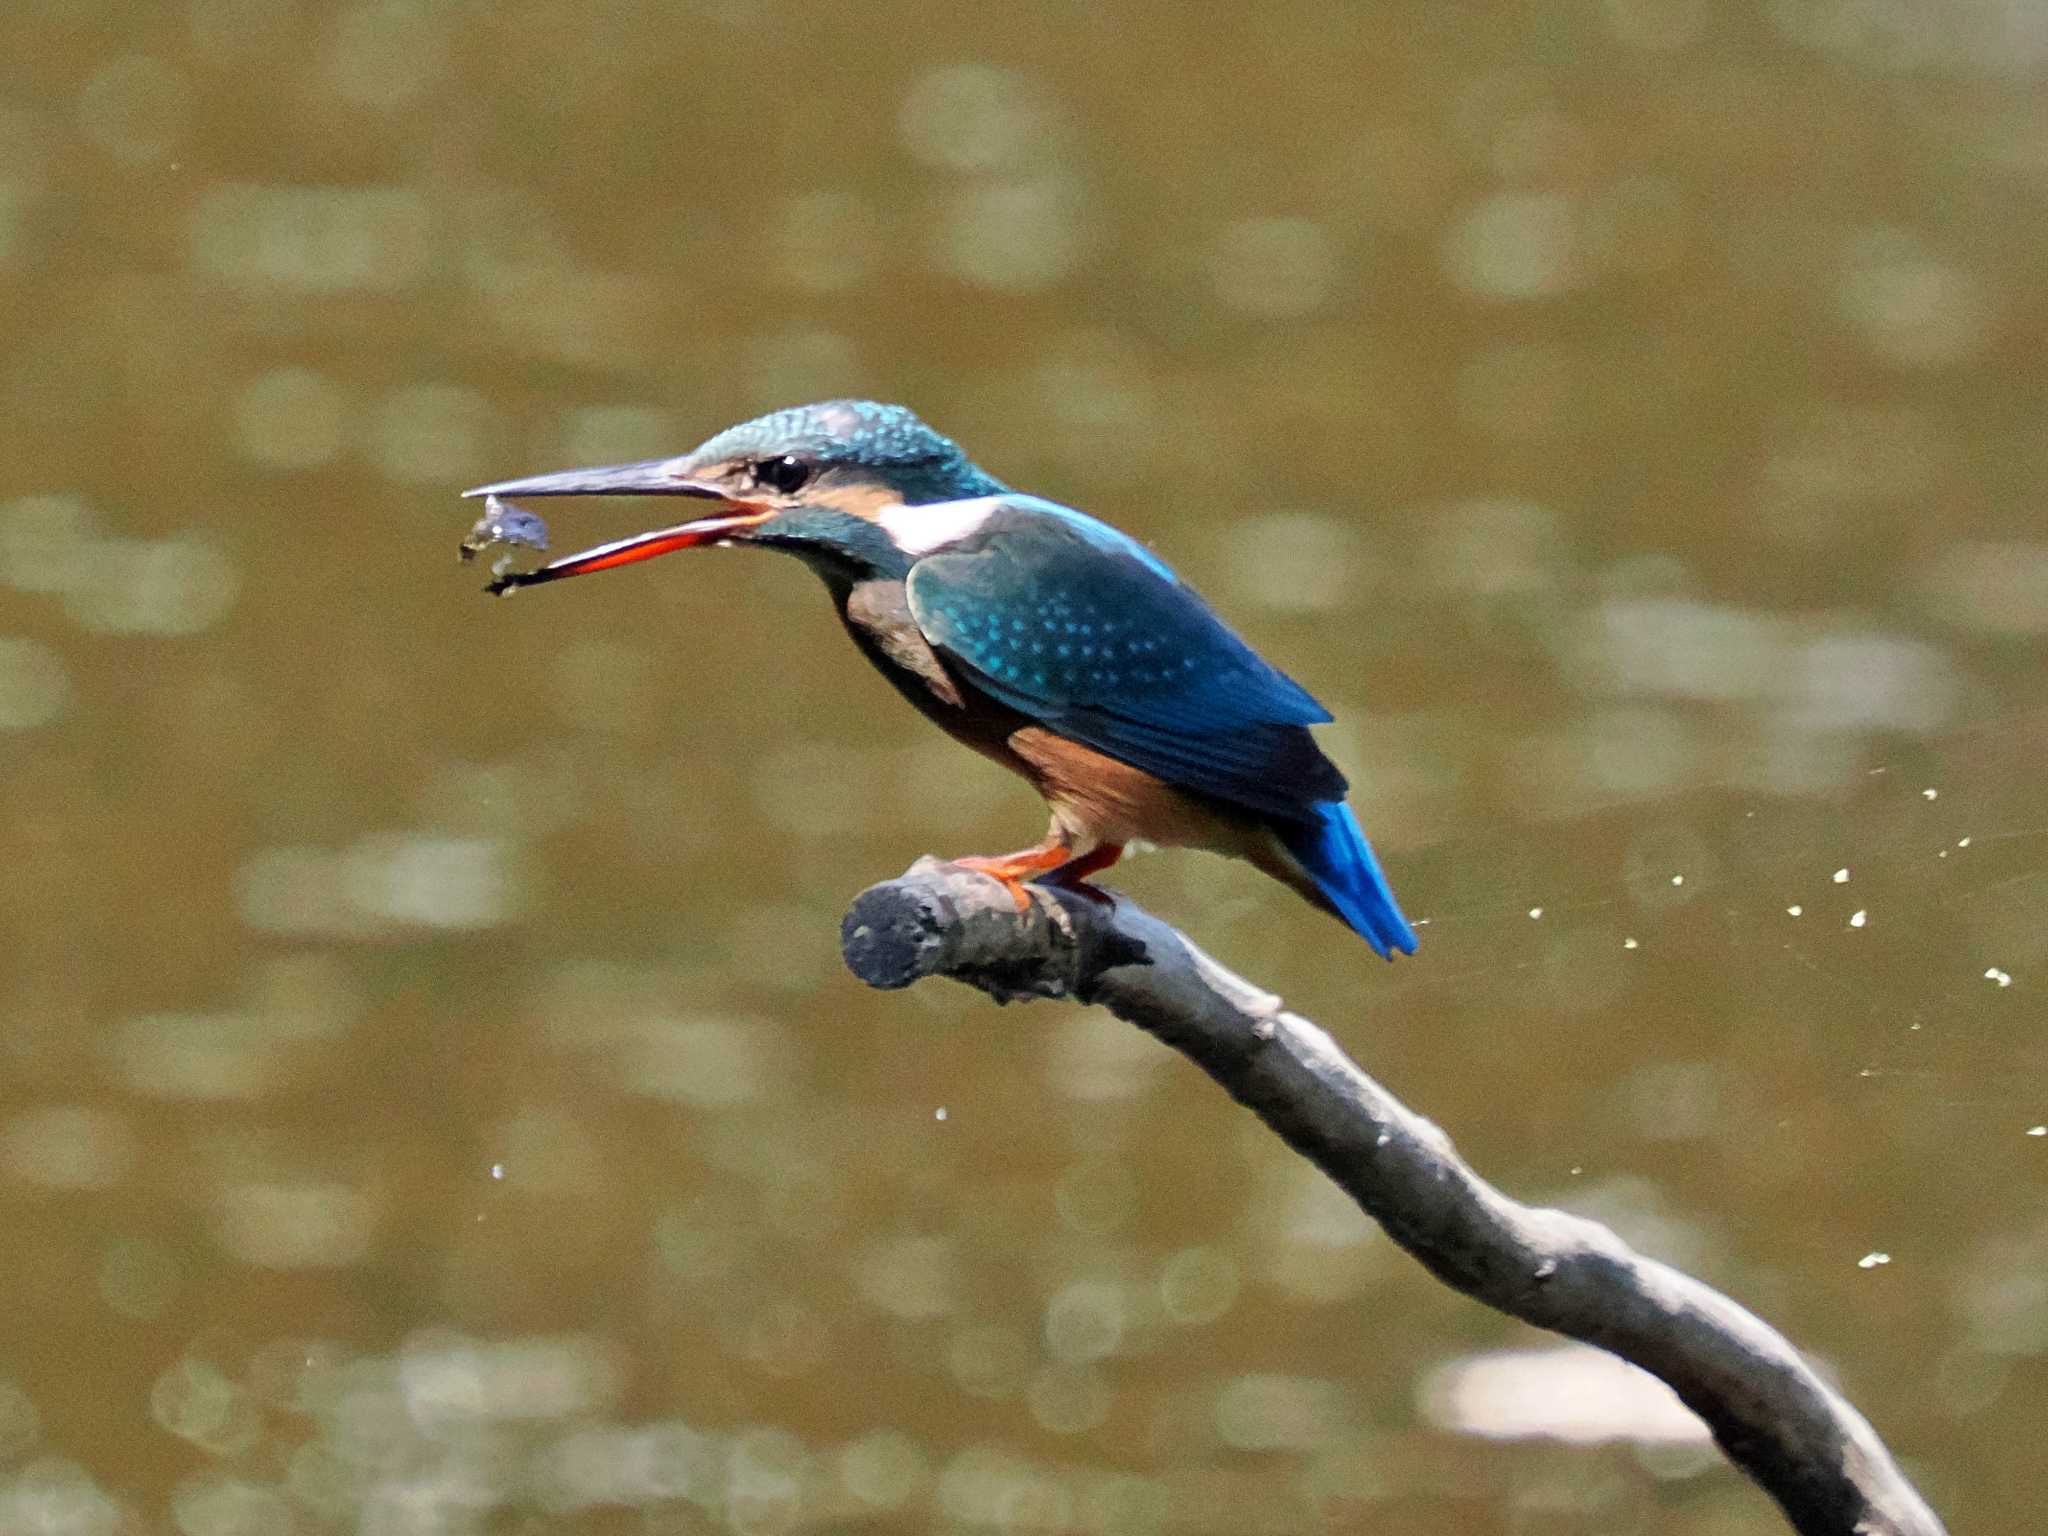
466,400,1005,592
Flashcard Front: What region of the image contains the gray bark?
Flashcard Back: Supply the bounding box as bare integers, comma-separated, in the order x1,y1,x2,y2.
840,858,1946,1536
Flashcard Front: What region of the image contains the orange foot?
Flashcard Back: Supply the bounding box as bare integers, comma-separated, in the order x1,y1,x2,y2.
956,844,1125,913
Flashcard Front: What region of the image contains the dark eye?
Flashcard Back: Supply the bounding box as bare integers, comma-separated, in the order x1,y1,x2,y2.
754,455,812,495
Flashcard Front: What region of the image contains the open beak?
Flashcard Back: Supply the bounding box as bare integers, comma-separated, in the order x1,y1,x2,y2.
463,460,773,594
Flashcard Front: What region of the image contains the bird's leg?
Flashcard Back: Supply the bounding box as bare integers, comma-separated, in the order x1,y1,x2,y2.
953,841,1126,913
953,841,1076,913
1043,843,1124,907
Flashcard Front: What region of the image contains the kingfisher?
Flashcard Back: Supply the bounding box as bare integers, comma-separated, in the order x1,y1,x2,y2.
466,401,1416,958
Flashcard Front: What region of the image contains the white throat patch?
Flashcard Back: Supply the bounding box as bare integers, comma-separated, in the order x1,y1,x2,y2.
876,496,1004,557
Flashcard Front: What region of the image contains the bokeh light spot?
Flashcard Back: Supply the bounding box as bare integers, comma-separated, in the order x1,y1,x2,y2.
371,382,494,484
1837,228,1991,367
1208,216,1338,318
345,834,522,929
1159,1247,1241,1326
1444,192,1580,300
0,1461,122,1536
1215,1375,1347,1452
614,1014,774,1107
1421,1344,1710,1444
231,368,350,470
0,1106,134,1191
214,1182,380,1269
150,1359,262,1455
899,64,1061,173
938,178,1084,291
0,1380,38,1461
191,185,432,292
1222,512,1355,612
77,55,190,165
327,0,449,109
61,536,239,637
1921,541,2048,634
0,639,70,729
188,0,297,56
1042,1279,1125,1364
0,495,102,593
839,1429,928,1511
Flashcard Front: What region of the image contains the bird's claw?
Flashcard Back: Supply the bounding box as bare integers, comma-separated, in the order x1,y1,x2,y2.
954,862,1037,913
954,853,1063,913
954,844,1124,916
953,864,1120,916
1049,878,1117,910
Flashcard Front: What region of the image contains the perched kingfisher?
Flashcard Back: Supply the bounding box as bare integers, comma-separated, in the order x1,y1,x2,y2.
466,401,1417,958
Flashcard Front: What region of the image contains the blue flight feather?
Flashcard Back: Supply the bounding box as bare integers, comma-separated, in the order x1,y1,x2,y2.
1276,801,1418,960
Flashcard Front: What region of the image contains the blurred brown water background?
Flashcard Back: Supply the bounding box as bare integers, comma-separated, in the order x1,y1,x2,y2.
2,2,2045,1532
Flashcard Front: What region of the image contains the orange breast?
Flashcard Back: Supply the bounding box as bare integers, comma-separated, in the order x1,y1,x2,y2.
1007,727,1252,851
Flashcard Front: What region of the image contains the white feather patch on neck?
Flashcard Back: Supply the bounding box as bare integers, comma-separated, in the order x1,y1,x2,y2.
876,496,1005,556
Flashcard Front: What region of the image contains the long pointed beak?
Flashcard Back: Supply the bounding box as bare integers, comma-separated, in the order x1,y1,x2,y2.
463,461,773,595
464,458,715,499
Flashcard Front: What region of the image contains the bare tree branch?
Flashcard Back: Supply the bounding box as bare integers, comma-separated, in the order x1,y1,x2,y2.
840,858,1946,1536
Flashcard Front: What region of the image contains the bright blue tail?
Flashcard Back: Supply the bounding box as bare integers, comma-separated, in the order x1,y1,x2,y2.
1277,802,1417,960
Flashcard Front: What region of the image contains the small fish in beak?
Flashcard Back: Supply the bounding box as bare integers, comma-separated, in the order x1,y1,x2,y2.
459,495,551,588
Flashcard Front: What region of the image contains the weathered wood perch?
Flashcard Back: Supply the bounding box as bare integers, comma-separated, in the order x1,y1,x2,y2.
840,857,1945,1536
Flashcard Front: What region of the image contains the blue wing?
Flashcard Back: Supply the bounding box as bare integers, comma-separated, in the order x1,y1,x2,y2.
904,498,1347,818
